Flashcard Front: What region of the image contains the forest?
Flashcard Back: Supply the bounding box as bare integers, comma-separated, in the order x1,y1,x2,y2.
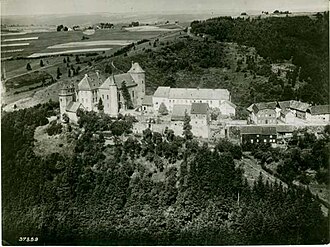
190,13,329,105
1,103,329,245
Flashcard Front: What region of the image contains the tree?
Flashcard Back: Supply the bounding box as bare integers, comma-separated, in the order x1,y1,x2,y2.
97,98,104,112
26,63,32,71
40,60,44,67
158,102,168,115
105,64,112,74
75,55,80,64
183,112,193,140
121,82,133,109
56,24,64,31
56,67,62,79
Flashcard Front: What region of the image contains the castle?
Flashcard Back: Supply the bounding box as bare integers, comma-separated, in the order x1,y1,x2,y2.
59,62,146,123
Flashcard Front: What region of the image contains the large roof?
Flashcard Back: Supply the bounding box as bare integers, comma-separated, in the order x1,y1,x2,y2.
171,104,191,121
128,62,145,73
99,75,116,89
154,86,171,98
114,73,136,89
66,102,84,113
169,88,230,100
289,100,310,112
153,87,230,100
309,105,330,115
240,126,277,135
78,74,93,90
278,100,310,112
191,102,208,114
78,72,105,90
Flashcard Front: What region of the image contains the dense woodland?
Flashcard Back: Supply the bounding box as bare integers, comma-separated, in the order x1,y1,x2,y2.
2,103,329,245
191,13,329,105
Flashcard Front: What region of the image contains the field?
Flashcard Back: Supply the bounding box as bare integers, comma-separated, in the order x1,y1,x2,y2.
0,28,172,58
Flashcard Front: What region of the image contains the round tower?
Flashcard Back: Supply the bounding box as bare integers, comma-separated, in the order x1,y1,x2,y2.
128,61,145,106
59,86,74,121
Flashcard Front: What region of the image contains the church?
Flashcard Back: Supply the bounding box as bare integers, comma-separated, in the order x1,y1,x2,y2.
59,62,146,123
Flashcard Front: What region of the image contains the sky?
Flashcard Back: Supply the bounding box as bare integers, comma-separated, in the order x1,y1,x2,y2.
1,0,328,16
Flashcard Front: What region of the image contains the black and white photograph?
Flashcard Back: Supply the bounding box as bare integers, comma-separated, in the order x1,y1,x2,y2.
1,0,329,245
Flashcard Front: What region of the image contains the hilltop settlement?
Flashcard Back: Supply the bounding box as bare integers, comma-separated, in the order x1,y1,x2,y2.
59,62,329,144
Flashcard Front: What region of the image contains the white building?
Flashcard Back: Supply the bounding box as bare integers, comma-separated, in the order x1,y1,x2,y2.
152,86,235,116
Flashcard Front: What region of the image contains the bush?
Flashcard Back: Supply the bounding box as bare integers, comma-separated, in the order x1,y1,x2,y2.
46,120,62,136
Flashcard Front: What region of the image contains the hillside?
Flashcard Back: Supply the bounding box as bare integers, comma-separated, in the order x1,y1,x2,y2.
2,104,329,245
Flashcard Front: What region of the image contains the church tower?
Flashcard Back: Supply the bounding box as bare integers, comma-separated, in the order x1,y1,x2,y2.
99,74,118,117
128,62,145,106
59,86,75,121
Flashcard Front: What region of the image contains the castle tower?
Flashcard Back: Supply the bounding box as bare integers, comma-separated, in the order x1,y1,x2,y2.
99,74,118,117
59,87,75,121
128,62,145,106
77,74,93,111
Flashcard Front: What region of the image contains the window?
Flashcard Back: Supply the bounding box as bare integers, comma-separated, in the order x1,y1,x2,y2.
169,100,171,103
200,100,202,103
156,102,158,105
264,139,267,143
257,135,259,137
251,139,254,143
270,135,272,138
102,94,104,99
132,91,135,98
210,101,212,105
107,95,109,100
60,99,62,102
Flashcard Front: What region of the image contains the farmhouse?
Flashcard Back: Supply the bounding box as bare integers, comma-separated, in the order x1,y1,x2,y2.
306,105,330,123
247,100,311,125
247,102,278,124
152,86,235,116
59,62,146,122
240,126,277,146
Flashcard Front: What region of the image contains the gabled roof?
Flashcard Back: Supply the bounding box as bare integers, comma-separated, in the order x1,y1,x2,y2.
78,72,104,90
247,102,277,113
78,74,93,90
154,86,171,98
128,62,145,73
255,102,277,111
171,104,191,121
99,75,116,89
142,95,153,106
66,102,84,113
221,100,236,109
114,73,136,89
191,102,208,114
278,100,310,112
240,126,277,135
289,100,310,112
309,105,330,115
